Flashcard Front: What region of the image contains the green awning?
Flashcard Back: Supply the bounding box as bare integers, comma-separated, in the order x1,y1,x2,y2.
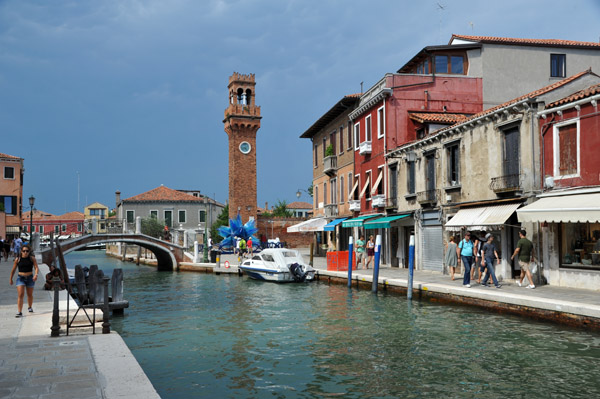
364,214,410,229
342,215,381,228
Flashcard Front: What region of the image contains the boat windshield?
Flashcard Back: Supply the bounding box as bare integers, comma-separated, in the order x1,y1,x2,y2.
261,254,275,262
282,251,297,258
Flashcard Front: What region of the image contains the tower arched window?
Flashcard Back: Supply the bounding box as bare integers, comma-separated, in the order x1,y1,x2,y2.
237,88,246,105
245,89,252,106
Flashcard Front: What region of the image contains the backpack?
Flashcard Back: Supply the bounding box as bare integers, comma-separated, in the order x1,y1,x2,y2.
239,239,247,250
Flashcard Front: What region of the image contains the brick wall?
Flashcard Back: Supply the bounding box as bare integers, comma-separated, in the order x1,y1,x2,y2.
256,215,313,248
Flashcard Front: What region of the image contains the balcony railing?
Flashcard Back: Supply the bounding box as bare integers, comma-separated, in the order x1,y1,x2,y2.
490,174,521,193
372,194,386,208
359,141,372,155
323,155,337,176
324,203,339,218
416,189,438,205
349,200,361,212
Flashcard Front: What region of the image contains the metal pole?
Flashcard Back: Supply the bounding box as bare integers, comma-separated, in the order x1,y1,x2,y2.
347,236,353,288
51,277,61,337
408,234,415,300
203,215,209,263
372,235,382,293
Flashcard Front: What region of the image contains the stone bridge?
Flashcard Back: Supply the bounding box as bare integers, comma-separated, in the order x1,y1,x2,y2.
40,234,185,271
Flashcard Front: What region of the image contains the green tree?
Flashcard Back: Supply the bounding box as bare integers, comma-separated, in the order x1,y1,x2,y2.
272,200,292,217
307,184,313,198
141,217,166,238
210,204,229,244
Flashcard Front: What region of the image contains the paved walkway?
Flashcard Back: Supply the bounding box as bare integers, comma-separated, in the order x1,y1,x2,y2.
211,249,600,328
0,257,159,399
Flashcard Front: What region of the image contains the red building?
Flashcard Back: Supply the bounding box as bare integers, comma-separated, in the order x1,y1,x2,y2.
22,210,85,238
348,73,483,216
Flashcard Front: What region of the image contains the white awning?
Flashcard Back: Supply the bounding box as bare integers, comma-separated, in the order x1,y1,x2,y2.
286,218,327,233
348,179,359,198
445,203,521,231
359,176,370,198
371,171,383,195
517,192,600,223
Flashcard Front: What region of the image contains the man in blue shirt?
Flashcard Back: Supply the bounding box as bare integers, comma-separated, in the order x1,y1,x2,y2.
457,232,475,287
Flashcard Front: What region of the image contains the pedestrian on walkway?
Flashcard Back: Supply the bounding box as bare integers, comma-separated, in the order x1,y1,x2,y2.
445,235,458,280
355,236,366,269
511,229,536,289
366,235,375,269
247,237,253,256
470,232,483,282
457,232,475,287
9,244,39,317
13,237,22,259
481,233,501,288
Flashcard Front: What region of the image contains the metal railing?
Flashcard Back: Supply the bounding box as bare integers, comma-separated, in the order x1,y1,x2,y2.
490,174,521,192
349,199,361,212
416,189,438,204
324,203,339,218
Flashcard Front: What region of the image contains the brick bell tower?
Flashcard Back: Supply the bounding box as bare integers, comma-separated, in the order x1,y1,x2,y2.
223,72,261,222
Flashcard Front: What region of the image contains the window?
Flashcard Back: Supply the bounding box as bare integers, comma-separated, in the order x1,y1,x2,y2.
560,222,600,269
164,210,173,227
348,173,353,199
61,224,67,232
330,178,337,204
315,185,319,206
340,175,345,204
450,56,464,74
435,55,448,73
150,210,158,219
323,137,327,159
23,225,28,233
126,210,135,224
377,106,385,139
365,170,372,200
1,196,17,215
178,210,186,224
54,225,59,233
353,174,360,200
425,152,436,192
324,182,327,205
407,161,416,195
77,224,82,232
3,166,14,179
347,121,353,150
354,123,360,150
446,143,460,186
389,163,398,202
365,115,372,142
339,126,344,154
314,144,318,167
554,120,579,178
199,210,206,223
376,167,384,195
417,128,426,140
551,54,566,78
39,225,44,234
330,131,336,155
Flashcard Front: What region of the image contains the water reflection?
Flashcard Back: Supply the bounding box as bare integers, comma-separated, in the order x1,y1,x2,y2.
66,251,600,398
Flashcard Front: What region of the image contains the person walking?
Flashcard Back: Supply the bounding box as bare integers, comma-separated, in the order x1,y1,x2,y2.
481,233,501,288
445,235,458,280
511,229,536,289
355,235,366,269
9,244,40,317
247,237,253,256
365,235,375,269
13,236,22,259
457,232,475,287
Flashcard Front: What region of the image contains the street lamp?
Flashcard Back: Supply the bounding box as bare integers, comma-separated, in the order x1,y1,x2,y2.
296,189,308,199
203,198,209,263
28,195,35,240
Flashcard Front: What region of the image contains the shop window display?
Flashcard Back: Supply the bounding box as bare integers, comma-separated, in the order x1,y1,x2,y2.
560,223,600,268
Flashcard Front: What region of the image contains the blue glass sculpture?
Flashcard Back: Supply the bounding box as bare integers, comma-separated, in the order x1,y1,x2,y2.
218,214,259,249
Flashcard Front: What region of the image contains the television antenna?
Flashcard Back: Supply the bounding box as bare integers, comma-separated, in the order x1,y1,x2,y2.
437,2,446,43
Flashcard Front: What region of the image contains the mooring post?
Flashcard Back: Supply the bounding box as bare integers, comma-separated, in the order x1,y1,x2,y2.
102,276,111,334
309,242,314,266
408,234,415,300
372,235,382,293
347,236,353,288
193,241,199,263
51,277,61,337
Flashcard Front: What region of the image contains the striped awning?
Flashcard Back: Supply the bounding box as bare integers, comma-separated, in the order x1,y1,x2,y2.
517,192,600,223
287,218,327,233
323,218,347,231
445,203,521,231
364,214,410,230
342,214,381,228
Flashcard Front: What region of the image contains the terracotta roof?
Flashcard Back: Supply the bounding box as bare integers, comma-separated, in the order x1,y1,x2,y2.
23,210,55,219
0,152,22,160
300,94,361,138
545,83,600,108
286,201,312,209
409,112,470,124
123,185,205,203
450,34,600,49
23,211,83,221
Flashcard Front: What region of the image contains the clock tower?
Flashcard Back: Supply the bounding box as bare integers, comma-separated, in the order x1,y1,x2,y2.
223,72,261,222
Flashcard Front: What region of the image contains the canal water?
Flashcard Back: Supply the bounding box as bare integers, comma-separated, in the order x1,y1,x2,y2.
66,250,600,398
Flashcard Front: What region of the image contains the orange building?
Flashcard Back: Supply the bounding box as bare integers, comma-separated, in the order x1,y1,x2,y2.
0,152,24,240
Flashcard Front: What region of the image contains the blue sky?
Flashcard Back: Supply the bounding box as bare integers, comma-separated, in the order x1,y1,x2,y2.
1,0,599,215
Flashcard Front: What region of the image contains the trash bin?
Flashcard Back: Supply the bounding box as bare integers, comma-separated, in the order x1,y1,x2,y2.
210,249,219,263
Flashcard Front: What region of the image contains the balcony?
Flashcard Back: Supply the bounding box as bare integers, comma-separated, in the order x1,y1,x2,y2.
324,204,339,218
359,141,372,155
490,174,521,194
372,194,386,208
416,189,438,206
323,155,337,176
349,200,361,212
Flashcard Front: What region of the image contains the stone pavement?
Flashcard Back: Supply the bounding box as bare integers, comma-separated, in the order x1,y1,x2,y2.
0,257,160,399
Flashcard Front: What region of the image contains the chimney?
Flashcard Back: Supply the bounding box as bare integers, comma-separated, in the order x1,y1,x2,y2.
265,201,268,211
115,191,121,209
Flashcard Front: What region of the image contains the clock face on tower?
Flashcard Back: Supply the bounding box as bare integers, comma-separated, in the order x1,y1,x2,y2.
239,141,251,154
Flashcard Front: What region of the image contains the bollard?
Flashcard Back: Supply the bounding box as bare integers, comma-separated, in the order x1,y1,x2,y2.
102,276,111,334
408,234,415,300
309,242,314,266
193,241,199,263
51,277,61,337
216,251,221,268
347,236,353,288
372,235,382,293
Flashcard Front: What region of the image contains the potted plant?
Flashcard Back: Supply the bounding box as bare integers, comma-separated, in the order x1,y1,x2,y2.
325,144,334,157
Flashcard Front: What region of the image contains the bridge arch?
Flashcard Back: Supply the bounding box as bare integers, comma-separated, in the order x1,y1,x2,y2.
41,234,184,271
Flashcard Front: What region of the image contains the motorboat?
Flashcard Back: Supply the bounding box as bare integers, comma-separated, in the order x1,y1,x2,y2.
239,248,315,283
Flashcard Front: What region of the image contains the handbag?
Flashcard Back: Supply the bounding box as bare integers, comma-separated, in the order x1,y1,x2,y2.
531,261,538,274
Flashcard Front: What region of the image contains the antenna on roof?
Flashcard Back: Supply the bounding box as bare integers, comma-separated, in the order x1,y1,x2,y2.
360,81,364,94
437,2,446,43
469,22,474,32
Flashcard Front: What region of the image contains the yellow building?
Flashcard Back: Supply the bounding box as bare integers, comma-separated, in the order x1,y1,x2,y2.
84,202,110,233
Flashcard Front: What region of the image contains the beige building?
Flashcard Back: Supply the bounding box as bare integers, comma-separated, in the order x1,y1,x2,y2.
84,202,110,233
386,70,600,280
0,152,24,239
